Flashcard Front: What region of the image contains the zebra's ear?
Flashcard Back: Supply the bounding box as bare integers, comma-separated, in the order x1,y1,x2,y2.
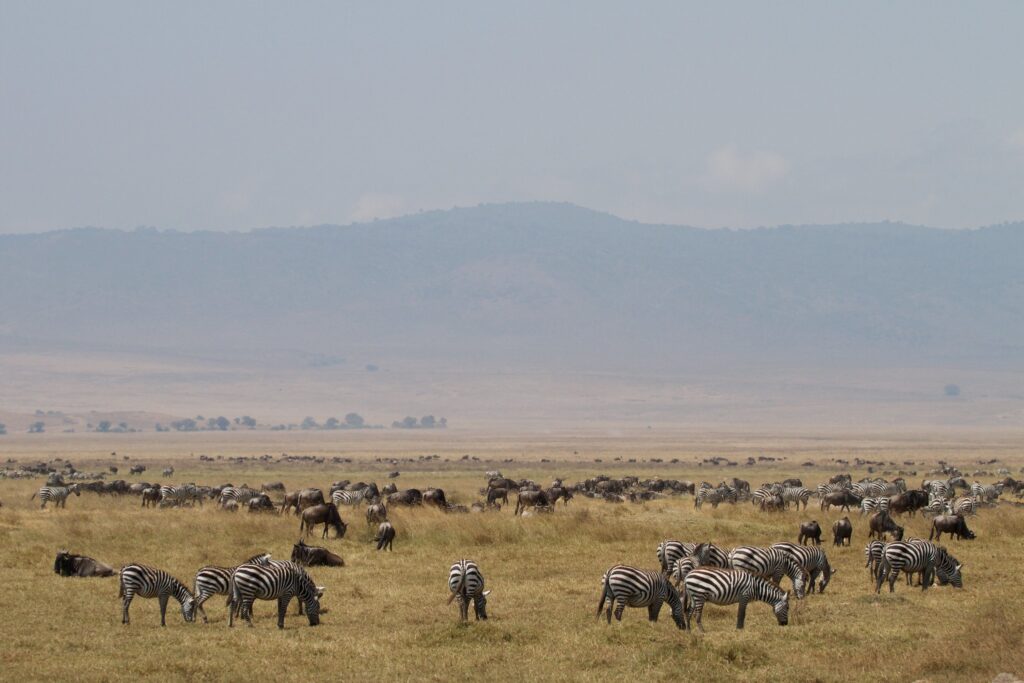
482,590,491,596
956,563,963,571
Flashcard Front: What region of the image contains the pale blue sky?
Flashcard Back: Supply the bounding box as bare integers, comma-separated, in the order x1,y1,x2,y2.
2,1,1023,233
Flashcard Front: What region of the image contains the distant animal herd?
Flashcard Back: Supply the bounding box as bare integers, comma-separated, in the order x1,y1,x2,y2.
5,459,1023,630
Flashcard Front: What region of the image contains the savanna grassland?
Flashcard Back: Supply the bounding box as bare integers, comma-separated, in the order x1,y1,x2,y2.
1,430,1022,683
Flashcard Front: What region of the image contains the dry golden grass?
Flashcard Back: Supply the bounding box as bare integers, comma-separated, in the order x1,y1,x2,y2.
1,435,1022,682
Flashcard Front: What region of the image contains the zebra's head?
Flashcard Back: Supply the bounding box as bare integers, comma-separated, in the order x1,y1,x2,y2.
181,595,196,623
298,572,321,625
70,484,81,496
773,592,790,626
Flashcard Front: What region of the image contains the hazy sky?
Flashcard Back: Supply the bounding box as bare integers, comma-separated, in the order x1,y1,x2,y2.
2,2,1023,233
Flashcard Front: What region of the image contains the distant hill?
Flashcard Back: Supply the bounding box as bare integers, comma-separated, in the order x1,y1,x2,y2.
1,202,1022,371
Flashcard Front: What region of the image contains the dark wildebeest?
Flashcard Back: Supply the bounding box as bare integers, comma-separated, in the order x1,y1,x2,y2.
141,487,162,508
868,511,904,541
821,490,862,512
488,477,520,493
248,495,276,513
832,517,853,546
930,514,976,541
888,489,929,516
282,488,326,515
381,482,398,496
366,503,387,525
374,522,395,551
300,503,348,539
782,478,803,487
292,540,345,567
547,487,574,506
423,488,448,509
798,521,822,545
54,550,115,577
262,481,285,494
514,489,551,515
387,489,423,506
486,487,509,507
129,464,146,475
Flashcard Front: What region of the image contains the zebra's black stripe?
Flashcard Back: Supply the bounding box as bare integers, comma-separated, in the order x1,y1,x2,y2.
448,559,489,622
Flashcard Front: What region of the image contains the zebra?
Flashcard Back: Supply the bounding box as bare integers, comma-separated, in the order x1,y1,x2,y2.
864,540,885,578
229,560,320,628
691,542,731,568
193,553,272,623
970,483,1002,502
374,522,395,551
751,486,777,507
953,496,979,516
694,489,724,509
596,565,685,629
921,498,952,518
332,488,368,507
30,484,80,509
219,486,259,508
447,559,489,622
770,542,835,593
860,496,890,516
681,567,789,632
656,540,696,574
366,503,388,525
159,484,203,508
816,483,847,498
875,541,962,593
119,564,196,626
781,487,812,511
728,546,807,598
926,480,953,501
670,556,699,587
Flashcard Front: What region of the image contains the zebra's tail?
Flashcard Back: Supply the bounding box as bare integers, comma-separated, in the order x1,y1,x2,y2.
117,568,125,598
29,490,37,501
595,572,610,618
447,569,466,605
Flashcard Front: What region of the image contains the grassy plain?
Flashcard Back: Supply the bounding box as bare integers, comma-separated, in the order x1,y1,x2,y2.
1,431,1022,682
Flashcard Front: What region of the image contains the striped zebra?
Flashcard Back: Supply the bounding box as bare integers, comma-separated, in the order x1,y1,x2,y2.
771,542,834,593
921,498,952,518
692,542,731,568
751,486,778,508
656,540,696,574
953,496,979,516
229,560,321,628
875,541,962,593
925,480,953,501
119,564,195,625
193,553,272,623
694,489,725,509
31,484,80,509
447,559,489,622
597,565,685,629
681,567,789,632
160,484,203,508
860,497,890,516
670,556,699,587
331,488,368,507
816,482,849,499
781,487,812,511
219,486,259,508
728,546,807,598
970,483,1002,502
864,540,885,577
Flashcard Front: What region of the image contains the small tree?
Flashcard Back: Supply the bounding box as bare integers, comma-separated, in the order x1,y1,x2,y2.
236,416,257,428
420,415,436,429
208,416,230,431
171,418,198,432
97,420,112,433
324,417,341,430
345,413,365,428
944,384,961,397
301,417,319,430
28,421,45,433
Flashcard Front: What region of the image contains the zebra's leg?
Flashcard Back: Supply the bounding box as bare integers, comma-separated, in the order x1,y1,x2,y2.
648,599,662,622
875,563,887,593
159,593,169,626
122,593,132,625
888,568,899,593
243,598,255,627
736,600,748,629
613,596,627,622
195,593,209,623
692,599,706,633
277,596,289,629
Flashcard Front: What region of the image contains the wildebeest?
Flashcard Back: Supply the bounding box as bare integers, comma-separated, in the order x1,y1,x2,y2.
868,512,904,541
291,540,345,567
262,481,285,493
798,521,822,545
832,517,853,546
141,487,162,508
514,489,551,515
547,486,574,506
281,488,326,515
54,550,115,577
930,514,976,541
888,489,929,516
248,494,276,513
381,483,398,495
366,503,388,525
486,487,509,507
129,464,146,475
423,488,448,509
162,467,174,477
300,503,348,539
387,489,423,506
821,490,862,512
374,522,395,551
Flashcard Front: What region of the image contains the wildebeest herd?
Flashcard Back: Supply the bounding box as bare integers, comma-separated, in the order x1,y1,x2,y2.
19,462,1024,630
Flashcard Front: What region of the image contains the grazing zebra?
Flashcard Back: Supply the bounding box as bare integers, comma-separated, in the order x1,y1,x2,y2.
694,489,724,509
953,496,979,516
374,522,395,551
691,542,731,568
30,484,80,509
875,541,962,593
119,564,195,626
596,565,685,629
193,553,271,623
670,556,699,587
681,567,789,632
160,484,203,508
970,483,1002,502
781,487,812,511
860,497,890,516
447,559,489,622
728,546,807,598
770,542,834,593
332,488,368,507
656,540,696,574
230,560,320,628
751,486,776,508
921,498,951,518
864,540,885,577
925,480,953,501
219,486,259,508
